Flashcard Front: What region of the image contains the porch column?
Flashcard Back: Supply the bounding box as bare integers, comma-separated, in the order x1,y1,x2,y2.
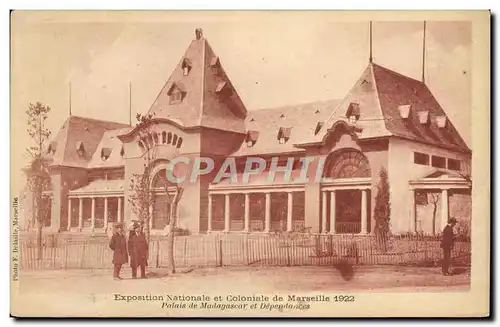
78,198,83,230
361,189,368,234
244,193,250,232
104,197,108,230
441,189,449,231
329,190,336,234
264,192,271,233
286,192,293,232
224,194,230,232
207,194,213,233
117,197,122,223
321,191,327,233
410,189,416,233
91,197,96,231
67,198,72,230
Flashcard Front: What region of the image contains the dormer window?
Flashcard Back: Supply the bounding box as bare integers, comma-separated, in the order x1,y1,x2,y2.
210,56,220,74
314,122,324,135
398,104,412,120
215,81,233,97
167,82,186,105
101,147,112,161
76,141,85,157
346,102,360,124
418,111,430,126
246,130,259,147
277,127,291,144
47,141,57,155
182,58,192,76
436,116,448,128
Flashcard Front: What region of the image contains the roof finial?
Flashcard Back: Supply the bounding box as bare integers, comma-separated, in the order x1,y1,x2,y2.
195,28,203,40
69,82,72,116
369,21,373,63
422,21,427,84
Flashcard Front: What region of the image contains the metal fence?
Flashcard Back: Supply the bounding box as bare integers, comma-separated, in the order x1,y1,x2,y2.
19,233,471,270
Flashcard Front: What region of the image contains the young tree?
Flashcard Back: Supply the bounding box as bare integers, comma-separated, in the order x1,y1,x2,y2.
429,193,440,236
373,167,391,252
24,102,52,259
128,113,156,244
127,113,184,274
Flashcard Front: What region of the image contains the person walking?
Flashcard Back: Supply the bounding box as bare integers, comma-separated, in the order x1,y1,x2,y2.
440,217,457,276
109,222,128,280
128,221,149,279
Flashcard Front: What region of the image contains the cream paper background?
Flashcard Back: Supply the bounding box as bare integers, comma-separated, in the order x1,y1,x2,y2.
10,10,490,317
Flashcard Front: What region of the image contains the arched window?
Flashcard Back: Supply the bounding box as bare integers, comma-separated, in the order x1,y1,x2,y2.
162,131,167,144
172,134,178,146
176,137,183,149
324,149,371,178
153,133,159,145
167,132,172,144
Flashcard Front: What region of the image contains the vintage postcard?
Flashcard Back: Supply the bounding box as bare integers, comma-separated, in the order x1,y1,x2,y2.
10,10,490,317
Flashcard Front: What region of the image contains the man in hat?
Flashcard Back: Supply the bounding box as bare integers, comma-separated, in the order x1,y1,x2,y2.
109,222,128,280
128,221,149,279
440,217,457,276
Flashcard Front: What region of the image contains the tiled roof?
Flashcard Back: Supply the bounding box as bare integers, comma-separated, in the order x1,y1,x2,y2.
371,64,470,153
232,99,340,156
146,32,247,134
297,63,470,153
68,179,124,195
48,116,130,168
87,127,132,169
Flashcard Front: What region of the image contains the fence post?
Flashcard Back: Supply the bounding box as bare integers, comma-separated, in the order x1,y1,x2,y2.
156,240,160,268
218,237,223,267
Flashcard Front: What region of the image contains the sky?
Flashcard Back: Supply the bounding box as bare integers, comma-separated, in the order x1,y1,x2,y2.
10,11,472,195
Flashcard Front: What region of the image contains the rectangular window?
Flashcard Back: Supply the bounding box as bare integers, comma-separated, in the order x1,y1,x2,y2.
413,152,429,165
447,158,461,171
431,155,446,168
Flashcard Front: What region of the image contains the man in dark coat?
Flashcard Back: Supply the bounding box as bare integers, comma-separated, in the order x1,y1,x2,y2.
128,221,149,279
440,217,457,276
109,222,128,280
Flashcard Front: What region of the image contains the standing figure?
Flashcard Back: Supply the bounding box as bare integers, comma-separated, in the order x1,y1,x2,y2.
128,221,149,279
109,222,128,280
440,217,457,276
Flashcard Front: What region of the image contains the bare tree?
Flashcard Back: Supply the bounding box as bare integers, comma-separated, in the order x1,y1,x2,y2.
127,113,184,273
429,193,440,236
24,102,52,259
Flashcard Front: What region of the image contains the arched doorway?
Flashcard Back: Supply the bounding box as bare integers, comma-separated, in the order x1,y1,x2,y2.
322,148,372,234
150,167,176,230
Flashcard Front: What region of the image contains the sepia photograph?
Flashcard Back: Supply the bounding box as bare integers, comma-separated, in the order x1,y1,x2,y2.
9,10,490,317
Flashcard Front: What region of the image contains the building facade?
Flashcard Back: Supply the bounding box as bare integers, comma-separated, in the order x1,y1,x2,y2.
26,29,472,236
